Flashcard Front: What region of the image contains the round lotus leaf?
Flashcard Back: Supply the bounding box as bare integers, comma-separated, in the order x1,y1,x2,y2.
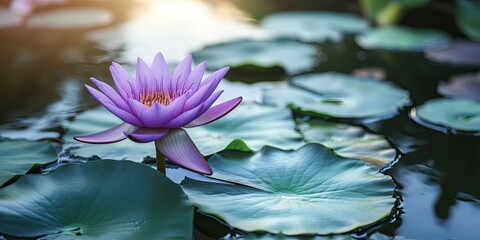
0,160,193,239
456,0,480,41
63,107,153,162
25,8,114,29
263,72,410,119
412,98,480,133
261,11,369,43
437,72,480,101
356,26,450,52
299,120,397,167
182,144,396,235
187,103,304,155
0,140,57,186
425,40,480,66
192,39,318,75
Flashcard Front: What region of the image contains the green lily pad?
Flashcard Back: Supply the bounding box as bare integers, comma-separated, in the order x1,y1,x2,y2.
192,39,318,76
411,98,480,134
0,140,57,186
263,72,410,119
299,120,397,167
437,72,480,101
63,107,153,162
260,11,369,43
0,160,193,239
424,40,480,66
25,8,114,29
182,144,396,235
187,103,304,155
356,27,450,52
456,0,480,41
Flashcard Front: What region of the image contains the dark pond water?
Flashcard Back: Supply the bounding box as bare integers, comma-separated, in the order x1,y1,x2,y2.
0,0,479,239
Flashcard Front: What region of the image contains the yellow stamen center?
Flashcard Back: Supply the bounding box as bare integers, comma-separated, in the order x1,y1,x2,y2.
139,90,176,107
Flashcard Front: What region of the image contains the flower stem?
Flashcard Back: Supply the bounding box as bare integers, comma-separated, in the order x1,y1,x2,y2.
156,148,166,174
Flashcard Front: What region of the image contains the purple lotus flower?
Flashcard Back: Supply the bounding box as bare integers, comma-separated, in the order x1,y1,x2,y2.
74,53,242,175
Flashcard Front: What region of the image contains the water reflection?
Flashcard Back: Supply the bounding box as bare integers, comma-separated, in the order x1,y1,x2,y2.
88,0,266,64
0,80,82,140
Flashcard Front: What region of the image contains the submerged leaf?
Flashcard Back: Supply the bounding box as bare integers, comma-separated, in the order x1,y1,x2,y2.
182,144,396,235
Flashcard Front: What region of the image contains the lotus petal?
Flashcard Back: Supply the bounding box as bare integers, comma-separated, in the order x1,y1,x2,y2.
186,97,242,127
128,127,169,143
85,85,143,126
74,123,133,143
155,128,212,175
90,77,127,110
141,103,173,128
172,55,193,93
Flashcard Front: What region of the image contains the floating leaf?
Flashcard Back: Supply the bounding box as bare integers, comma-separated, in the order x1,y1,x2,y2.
63,107,152,162
261,11,369,43
437,72,480,101
0,140,57,186
456,0,480,41
263,72,410,119
424,40,480,66
411,98,480,134
299,120,396,167
192,39,318,78
25,8,114,29
356,27,450,52
0,160,193,239
187,104,304,155
182,144,396,235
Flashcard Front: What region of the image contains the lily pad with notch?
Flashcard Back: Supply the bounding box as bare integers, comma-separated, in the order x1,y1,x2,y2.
192,39,319,80
0,160,193,239
410,98,480,136
0,140,57,186
263,72,410,120
298,120,397,168
356,26,450,52
182,143,396,235
261,11,370,43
